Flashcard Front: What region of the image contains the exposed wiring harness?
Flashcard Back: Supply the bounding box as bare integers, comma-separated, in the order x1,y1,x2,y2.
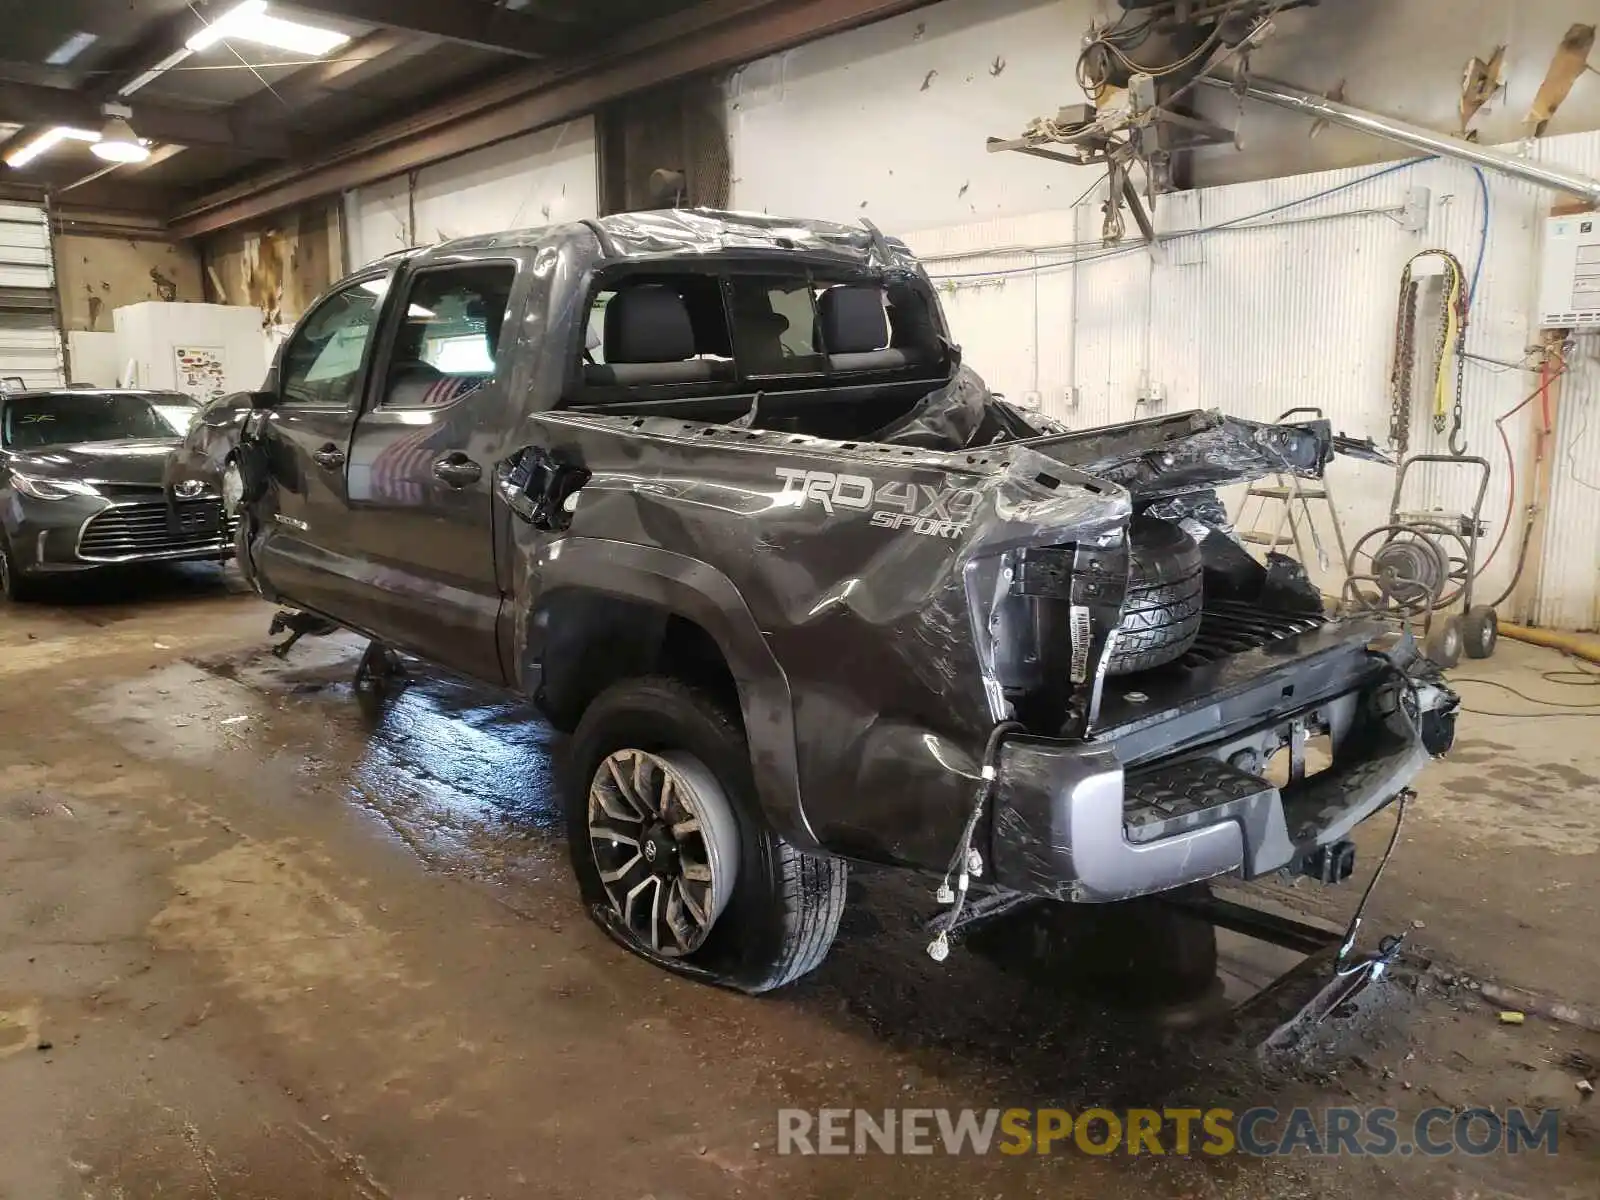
926,719,1024,962
1334,788,1411,976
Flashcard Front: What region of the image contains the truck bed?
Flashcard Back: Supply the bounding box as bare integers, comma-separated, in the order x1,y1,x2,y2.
1097,602,1395,766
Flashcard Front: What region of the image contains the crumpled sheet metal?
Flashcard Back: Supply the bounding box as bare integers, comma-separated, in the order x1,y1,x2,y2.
586,207,924,279
1019,410,1337,501
505,406,1130,868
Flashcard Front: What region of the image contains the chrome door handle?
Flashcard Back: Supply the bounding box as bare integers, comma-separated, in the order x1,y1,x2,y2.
433,453,482,488
312,444,345,470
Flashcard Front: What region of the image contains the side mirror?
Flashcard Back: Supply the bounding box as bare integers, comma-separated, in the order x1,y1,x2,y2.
248,391,277,411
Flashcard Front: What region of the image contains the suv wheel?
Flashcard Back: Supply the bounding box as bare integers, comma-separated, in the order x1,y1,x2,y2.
0,531,35,602
567,677,846,992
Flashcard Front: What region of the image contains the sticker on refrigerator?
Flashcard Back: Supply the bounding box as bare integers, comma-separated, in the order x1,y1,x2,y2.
175,346,228,402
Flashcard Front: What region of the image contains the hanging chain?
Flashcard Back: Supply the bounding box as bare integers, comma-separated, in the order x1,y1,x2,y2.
1389,277,1417,456
1390,250,1470,459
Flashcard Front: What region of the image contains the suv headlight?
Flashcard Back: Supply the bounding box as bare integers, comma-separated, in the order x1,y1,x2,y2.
11,472,100,501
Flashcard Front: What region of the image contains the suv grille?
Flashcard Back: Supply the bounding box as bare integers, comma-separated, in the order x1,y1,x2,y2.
78,500,234,562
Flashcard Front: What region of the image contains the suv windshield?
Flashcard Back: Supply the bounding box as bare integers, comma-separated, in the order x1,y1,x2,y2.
1,392,200,451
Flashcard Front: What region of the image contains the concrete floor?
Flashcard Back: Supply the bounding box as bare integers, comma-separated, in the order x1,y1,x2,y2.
1,566,1596,1199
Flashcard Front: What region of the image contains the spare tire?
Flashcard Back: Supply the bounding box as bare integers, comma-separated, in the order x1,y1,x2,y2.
1105,517,1204,676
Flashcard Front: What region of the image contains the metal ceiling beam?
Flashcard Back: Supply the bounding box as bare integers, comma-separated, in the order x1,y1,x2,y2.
278,0,579,58
171,0,938,237
0,81,291,158
229,29,420,123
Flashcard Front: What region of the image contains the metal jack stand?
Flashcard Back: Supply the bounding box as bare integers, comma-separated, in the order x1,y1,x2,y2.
931,789,1419,1063
354,640,409,711
268,609,339,659
1236,407,1352,573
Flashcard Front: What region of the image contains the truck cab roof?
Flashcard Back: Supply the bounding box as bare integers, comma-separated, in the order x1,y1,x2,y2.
349,208,920,283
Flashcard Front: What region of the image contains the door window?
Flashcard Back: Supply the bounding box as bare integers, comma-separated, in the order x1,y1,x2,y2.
280,278,386,407
381,264,516,409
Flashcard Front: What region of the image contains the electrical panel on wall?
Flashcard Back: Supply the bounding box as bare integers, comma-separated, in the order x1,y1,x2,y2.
1537,213,1600,330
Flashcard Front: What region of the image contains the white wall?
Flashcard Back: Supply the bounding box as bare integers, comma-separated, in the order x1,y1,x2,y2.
67,330,121,388
907,133,1600,629
729,0,1103,232
345,117,599,267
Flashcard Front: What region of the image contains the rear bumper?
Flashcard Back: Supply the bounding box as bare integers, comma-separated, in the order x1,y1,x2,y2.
987,632,1456,902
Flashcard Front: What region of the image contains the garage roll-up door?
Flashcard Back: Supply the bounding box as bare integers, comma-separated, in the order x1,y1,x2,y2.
0,202,64,391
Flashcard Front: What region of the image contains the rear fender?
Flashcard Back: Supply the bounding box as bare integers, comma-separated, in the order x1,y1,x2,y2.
516,538,815,851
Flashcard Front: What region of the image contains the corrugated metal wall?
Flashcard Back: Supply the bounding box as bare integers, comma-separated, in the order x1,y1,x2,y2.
1530,135,1600,630
910,131,1600,628
0,202,64,391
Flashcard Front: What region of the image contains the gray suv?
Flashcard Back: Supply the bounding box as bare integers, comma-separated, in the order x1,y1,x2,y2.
170,210,1458,992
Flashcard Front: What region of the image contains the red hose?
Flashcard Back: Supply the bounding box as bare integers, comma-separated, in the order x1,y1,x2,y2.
1482,360,1558,573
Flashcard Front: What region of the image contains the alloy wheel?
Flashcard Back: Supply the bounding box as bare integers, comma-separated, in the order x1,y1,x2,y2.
587,748,740,957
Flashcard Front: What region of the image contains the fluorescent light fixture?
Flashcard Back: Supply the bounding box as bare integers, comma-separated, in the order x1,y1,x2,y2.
119,48,193,99
45,31,98,66
91,117,150,164
186,1,351,57
5,127,98,169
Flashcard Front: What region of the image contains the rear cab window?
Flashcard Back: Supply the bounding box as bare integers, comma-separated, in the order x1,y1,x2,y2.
566,262,947,429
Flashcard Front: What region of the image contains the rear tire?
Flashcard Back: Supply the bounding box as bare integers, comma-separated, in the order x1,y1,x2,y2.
967,892,1220,1006
566,676,846,993
1105,517,1204,676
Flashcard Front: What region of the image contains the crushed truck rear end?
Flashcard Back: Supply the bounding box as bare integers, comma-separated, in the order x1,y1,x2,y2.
504,403,1457,906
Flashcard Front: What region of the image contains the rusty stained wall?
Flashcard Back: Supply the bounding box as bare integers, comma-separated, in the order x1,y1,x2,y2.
55,236,204,333
200,199,341,332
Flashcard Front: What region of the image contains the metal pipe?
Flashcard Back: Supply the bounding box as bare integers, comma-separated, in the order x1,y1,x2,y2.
1201,75,1600,205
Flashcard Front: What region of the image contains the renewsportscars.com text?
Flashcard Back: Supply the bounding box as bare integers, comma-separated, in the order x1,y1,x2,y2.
776,1106,1561,1157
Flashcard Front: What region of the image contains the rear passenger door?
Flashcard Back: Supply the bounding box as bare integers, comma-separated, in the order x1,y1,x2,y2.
344,261,518,683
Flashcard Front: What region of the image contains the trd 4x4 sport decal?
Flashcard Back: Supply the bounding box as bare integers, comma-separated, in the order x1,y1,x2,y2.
774,468,981,540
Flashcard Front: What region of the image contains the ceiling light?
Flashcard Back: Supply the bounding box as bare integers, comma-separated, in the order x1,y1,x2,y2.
45,31,98,66
186,1,351,57
119,48,193,99
5,127,98,169
91,117,150,164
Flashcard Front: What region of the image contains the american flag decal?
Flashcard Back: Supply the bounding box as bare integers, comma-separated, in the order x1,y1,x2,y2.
349,376,490,503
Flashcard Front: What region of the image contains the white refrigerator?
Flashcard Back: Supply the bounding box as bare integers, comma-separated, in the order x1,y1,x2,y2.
112,302,272,401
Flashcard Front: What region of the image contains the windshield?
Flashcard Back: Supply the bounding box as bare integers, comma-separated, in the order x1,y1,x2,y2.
0,393,200,451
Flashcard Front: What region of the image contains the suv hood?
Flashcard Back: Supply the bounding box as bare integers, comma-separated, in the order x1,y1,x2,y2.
7,439,178,487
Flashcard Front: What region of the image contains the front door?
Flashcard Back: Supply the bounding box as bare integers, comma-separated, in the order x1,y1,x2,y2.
344,262,518,682
252,272,388,619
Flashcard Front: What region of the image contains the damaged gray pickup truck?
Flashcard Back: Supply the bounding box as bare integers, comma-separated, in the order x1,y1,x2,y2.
174,209,1459,994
